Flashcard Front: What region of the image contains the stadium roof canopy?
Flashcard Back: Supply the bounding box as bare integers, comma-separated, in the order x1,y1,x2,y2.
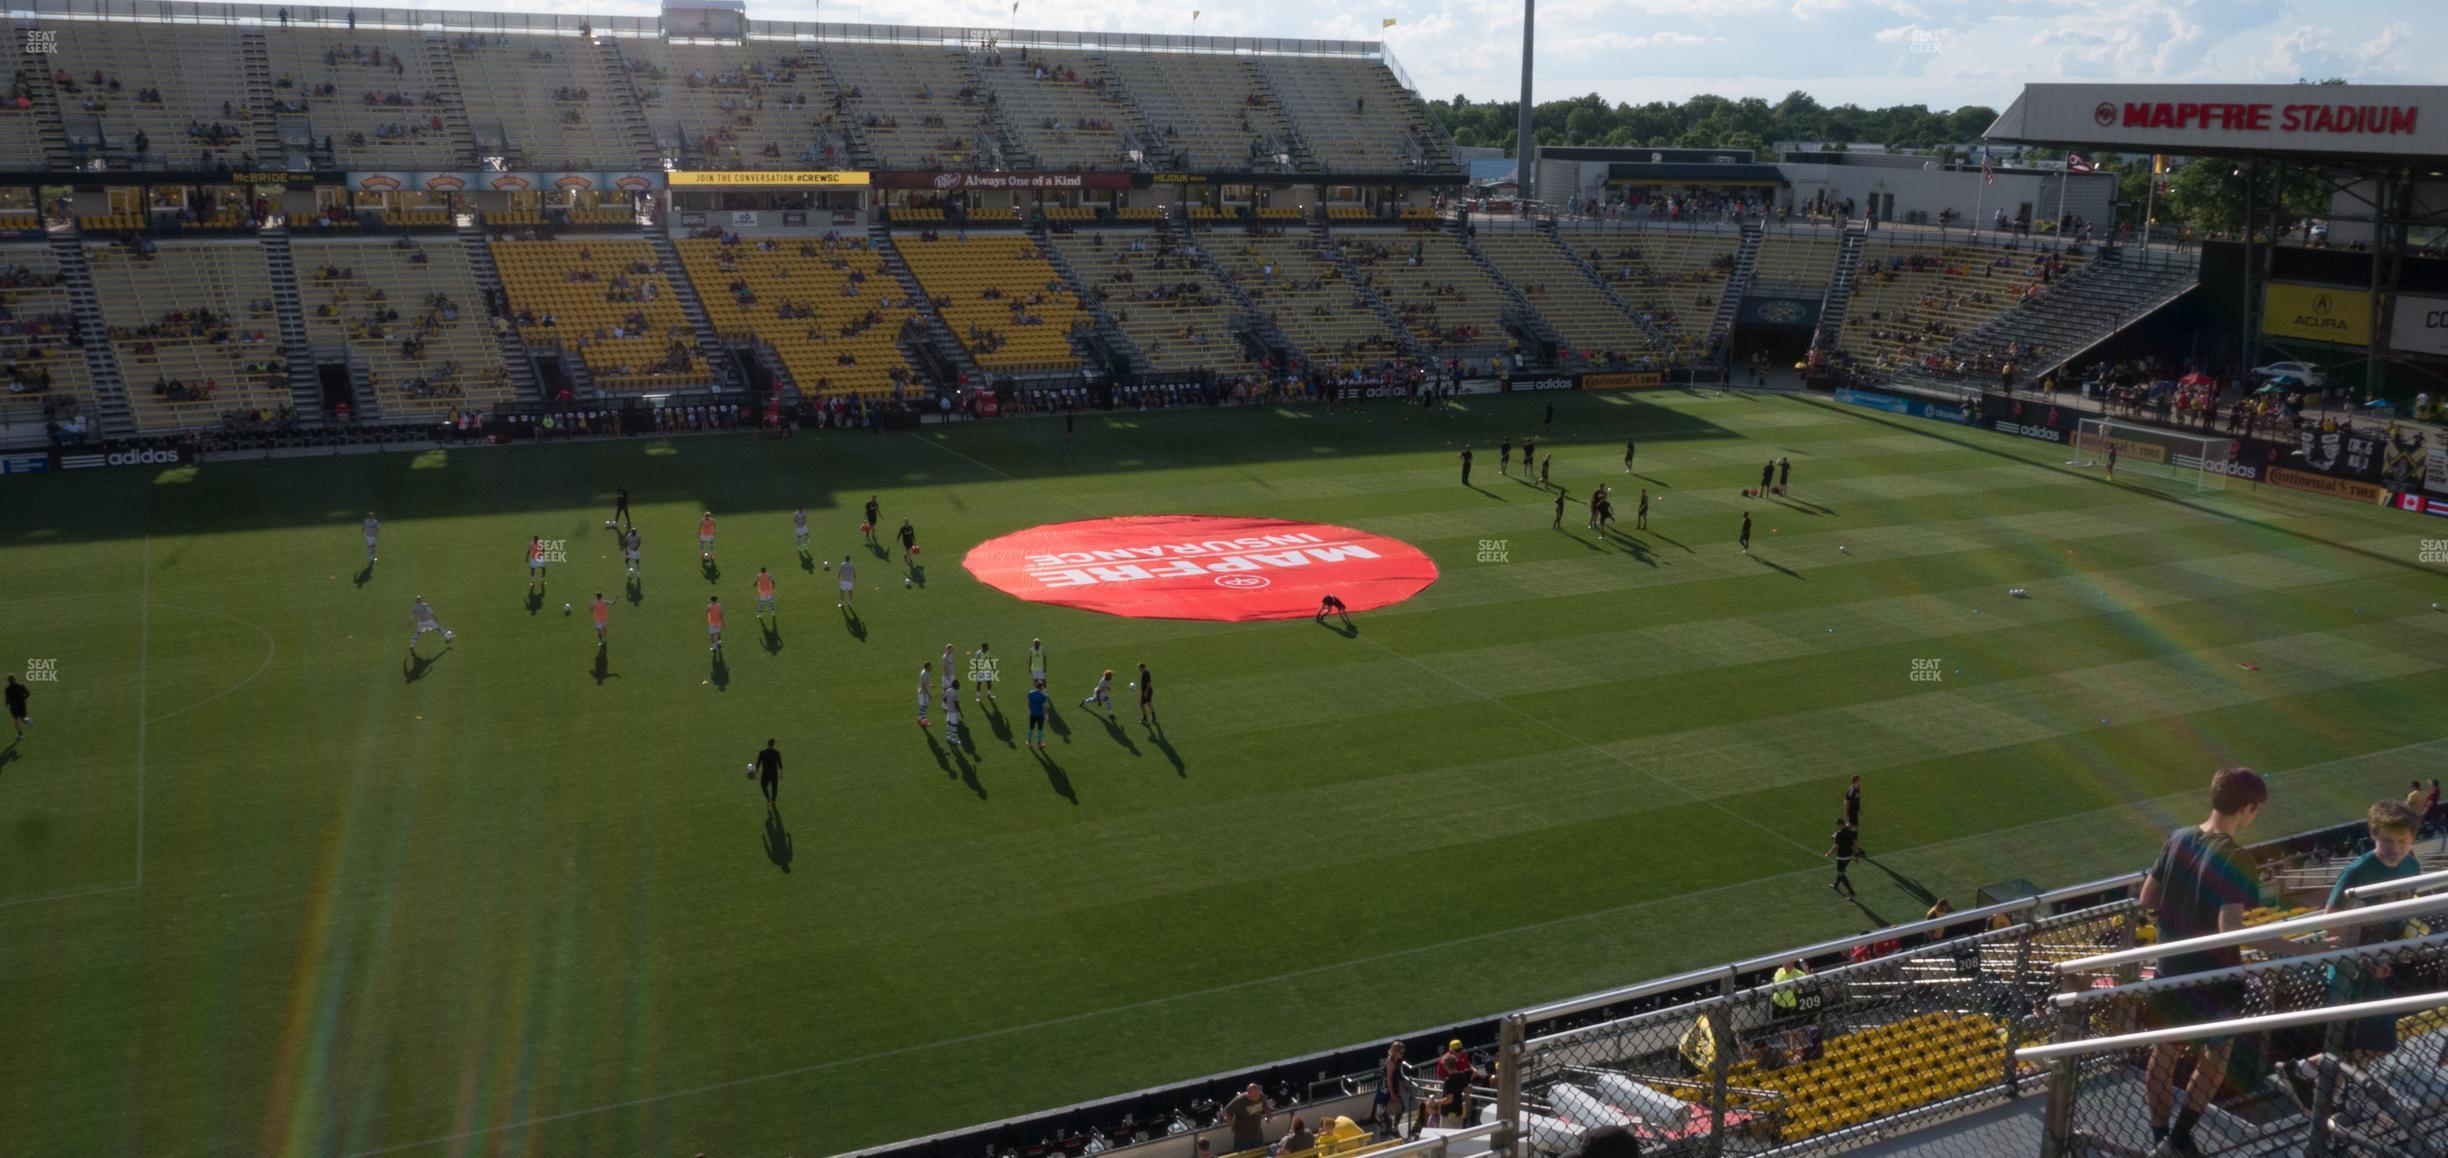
1986,83,2448,169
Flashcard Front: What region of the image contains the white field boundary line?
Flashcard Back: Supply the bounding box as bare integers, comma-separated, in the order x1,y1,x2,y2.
341,733,2448,1158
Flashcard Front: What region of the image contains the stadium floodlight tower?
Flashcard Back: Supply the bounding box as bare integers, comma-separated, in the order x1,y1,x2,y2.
1516,0,1536,207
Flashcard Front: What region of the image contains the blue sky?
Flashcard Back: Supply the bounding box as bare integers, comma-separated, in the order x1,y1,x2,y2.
433,0,2437,112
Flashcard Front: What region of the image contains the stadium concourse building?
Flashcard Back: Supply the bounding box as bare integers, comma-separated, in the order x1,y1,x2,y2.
1983,82,2448,397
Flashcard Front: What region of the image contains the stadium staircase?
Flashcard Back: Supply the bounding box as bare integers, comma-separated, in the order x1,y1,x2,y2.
1315,223,1425,360
50,235,135,436
1704,224,1762,361
421,37,484,168
1034,226,1149,377
1451,221,1562,358
1549,225,1678,356
343,353,383,422
1085,56,1162,169
1813,228,1867,354
872,229,979,387
590,37,666,169
1244,64,1318,173
955,51,1028,171
1166,217,1295,368
239,32,285,166
805,47,875,168
260,233,340,420
1883,246,2204,394
643,232,739,392
26,67,74,169
457,229,546,408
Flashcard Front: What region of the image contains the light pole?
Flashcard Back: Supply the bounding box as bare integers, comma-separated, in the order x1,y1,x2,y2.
1515,0,1535,208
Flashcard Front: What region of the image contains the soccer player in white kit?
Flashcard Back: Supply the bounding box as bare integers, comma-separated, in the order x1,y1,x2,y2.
792,507,809,552
916,662,933,727
1081,668,1114,715
409,596,447,649
623,526,642,576
362,512,379,563
943,678,964,744
940,644,957,698
971,642,995,701
837,556,856,607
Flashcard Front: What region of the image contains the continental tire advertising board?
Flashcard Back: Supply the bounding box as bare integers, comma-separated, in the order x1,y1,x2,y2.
1582,371,1667,391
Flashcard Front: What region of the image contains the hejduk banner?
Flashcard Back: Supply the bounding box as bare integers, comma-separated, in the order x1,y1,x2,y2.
964,515,1438,621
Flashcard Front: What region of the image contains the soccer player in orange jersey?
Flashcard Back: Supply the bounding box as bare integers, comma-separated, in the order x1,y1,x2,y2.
698,510,718,562
527,535,549,591
589,591,610,646
705,595,725,652
754,566,777,619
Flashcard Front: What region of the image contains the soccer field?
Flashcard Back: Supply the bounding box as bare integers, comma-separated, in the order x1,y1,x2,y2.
2,390,2443,1156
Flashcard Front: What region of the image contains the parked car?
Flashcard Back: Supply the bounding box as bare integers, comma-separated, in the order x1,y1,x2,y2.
2250,360,2328,389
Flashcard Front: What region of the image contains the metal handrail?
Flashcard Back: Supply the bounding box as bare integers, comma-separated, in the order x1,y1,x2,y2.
2049,930,2448,1009
2345,866,2448,900
2055,893,2448,973
2015,990,2448,1062
1363,1121,1507,1157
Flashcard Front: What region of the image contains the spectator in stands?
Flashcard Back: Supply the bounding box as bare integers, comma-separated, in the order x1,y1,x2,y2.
2321,799,2424,1061
1371,1040,1408,1136
1220,1083,1267,1153
2138,767,2289,1157
1273,1115,1314,1155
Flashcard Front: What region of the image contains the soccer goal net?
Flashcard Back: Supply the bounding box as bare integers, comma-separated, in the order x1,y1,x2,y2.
2069,419,2239,492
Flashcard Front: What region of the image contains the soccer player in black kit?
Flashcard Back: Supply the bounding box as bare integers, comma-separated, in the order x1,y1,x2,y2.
613,484,631,529
864,495,881,541
1459,446,1473,486
754,739,782,807
897,518,917,560
1826,818,1860,896
1136,661,1157,725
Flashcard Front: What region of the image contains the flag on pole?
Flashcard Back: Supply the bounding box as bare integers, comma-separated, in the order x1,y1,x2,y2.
2065,152,2094,173
2152,154,2166,174
1383,17,1397,27
1979,149,1995,186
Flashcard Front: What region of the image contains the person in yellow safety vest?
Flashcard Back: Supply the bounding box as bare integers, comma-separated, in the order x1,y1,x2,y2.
1773,959,1809,1011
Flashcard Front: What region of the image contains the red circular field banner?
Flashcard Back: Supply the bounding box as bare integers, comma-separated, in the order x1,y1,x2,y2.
964,515,1440,621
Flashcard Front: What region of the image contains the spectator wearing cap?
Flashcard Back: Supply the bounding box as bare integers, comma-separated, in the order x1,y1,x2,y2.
1435,1039,1473,1081
1220,1083,1267,1153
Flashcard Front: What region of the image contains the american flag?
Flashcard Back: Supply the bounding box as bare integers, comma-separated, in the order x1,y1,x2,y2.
1979,150,1995,185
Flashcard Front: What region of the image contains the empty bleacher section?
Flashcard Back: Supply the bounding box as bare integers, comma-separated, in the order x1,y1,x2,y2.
618,40,850,169
448,32,638,169
1102,52,1297,173
1252,57,1444,172
0,69,59,170
1204,230,1404,369
820,44,998,170
971,49,1134,171
43,21,254,168
1048,231,1260,378
1568,228,1736,360
84,240,288,431
677,235,921,396
0,246,96,433
1749,231,1840,290
894,235,1089,374
1836,241,2084,375
1340,229,1510,358
1471,229,1663,367
489,238,708,393
293,238,510,418
260,34,469,168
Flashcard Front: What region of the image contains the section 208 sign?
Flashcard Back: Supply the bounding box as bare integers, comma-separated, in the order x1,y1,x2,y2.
964,515,1439,621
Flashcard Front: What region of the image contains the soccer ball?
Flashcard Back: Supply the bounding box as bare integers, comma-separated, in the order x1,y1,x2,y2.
746,763,756,778
604,519,616,529
563,602,572,614
904,577,912,588
442,630,455,643
822,560,830,570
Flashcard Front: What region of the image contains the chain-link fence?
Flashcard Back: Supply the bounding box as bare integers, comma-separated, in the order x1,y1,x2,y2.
1493,898,2140,1158
2036,928,2448,1158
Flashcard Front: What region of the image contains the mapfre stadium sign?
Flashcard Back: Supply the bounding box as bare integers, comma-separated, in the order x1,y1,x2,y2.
1988,84,2448,160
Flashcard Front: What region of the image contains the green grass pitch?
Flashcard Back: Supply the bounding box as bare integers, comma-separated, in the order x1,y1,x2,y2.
1,390,2442,1156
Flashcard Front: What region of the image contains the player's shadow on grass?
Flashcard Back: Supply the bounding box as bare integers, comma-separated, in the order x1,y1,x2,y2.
760,620,783,655
867,539,888,561
1749,554,1805,579
1632,474,1672,489
1464,483,1504,500
799,552,817,575
1768,494,1834,516
625,577,645,606
1047,706,1074,745
403,649,444,683
701,559,721,583
591,649,616,685
985,700,1015,747
524,588,546,615
709,652,730,690
841,608,867,642
353,563,374,588
1098,711,1138,755
1315,614,1358,638
1033,746,1078,804
0,740,18,775
1644,528,1697,554
763,808,793,873
906,562,927,587
947,745,987,799
1607,532,1660,568
1842,894,1891,927
1861,856,1939,906
1148,727,1185,777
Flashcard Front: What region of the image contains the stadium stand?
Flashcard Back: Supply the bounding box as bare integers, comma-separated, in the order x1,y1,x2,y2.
1339,228,1512,359
1048,230,1262,378
819,43,1000,170
1837,241,2084,374
0,245,96,432
1749,231,1841,290
1568,228,1737,359
293,238,512,418
677,234,922,396
971,49,1136,171
894,234,1090,374
488,238,709,393
44,22,256,169
618,39,852,170
84,239,289,431
1204,229,1407,370
1470,228,1667,367
1101,52,1298,173
1251,57,1445,172
0,68,61,170
448,32,645,170
260,33,471,169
